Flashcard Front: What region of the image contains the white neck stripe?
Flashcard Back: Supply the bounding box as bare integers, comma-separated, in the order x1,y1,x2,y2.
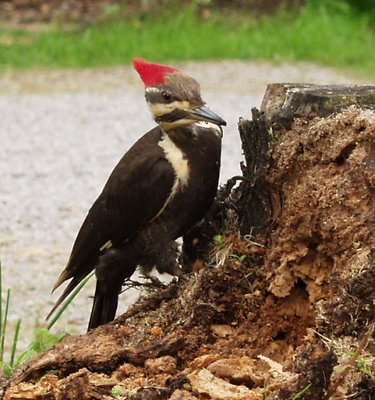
159,134,189,187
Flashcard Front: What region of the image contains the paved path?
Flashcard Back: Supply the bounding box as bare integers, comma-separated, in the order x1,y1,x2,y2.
0,61,366,349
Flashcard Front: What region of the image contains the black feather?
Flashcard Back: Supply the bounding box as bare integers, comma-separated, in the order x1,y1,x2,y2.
48,120,222,330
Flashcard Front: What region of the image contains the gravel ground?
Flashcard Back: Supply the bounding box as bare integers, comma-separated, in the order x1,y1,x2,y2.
0,60,368,351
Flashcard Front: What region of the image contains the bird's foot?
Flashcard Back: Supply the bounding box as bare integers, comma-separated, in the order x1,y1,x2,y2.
121,275,167,293
140,273,167,289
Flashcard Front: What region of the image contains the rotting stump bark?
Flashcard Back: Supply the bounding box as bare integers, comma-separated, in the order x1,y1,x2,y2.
3,84,375,400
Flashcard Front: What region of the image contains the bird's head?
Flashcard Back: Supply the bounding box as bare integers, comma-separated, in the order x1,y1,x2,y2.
133,59,226,131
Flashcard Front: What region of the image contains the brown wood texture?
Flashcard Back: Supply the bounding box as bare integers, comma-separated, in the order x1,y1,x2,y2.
261,83,375,126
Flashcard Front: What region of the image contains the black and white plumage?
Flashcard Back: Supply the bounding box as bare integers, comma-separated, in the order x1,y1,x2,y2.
48,59,226,330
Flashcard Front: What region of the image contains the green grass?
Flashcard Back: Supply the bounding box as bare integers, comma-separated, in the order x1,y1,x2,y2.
0,258,94,377
0,1,374,76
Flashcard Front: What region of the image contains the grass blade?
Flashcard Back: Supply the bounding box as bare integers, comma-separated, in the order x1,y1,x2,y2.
9,319,21,368
291,383,312,400
47,271,95,330
0,260,3,362
0,289,10,361
0,260,2,362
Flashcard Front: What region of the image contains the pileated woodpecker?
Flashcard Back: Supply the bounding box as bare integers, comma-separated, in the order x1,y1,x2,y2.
48,59,226,330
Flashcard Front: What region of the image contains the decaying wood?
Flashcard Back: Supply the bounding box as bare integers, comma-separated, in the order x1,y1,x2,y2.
10,283,182,385
261,83,375,127
232,109,278,237
4,85,375,400
182,108,275,259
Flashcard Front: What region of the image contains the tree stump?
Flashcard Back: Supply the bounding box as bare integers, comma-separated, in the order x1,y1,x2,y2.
3,84,375,400
261,83,375,127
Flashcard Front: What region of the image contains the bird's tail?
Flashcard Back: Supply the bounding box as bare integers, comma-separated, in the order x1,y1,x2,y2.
46,273,89,322
88,281,120,331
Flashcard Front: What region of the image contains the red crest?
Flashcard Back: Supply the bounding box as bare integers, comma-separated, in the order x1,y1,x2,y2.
132,58,178,87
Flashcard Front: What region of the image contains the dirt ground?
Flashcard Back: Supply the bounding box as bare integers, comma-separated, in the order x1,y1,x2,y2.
3,105,374,399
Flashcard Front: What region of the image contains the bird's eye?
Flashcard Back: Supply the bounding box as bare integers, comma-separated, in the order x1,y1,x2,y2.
162,92,172,101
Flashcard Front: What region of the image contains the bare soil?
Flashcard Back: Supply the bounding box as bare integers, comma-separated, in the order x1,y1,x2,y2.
3,106,374,399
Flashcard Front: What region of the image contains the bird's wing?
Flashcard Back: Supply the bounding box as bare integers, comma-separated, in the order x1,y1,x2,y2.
48,127,175,314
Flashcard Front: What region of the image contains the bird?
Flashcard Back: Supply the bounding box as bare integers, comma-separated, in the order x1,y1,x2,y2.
47,59,226,330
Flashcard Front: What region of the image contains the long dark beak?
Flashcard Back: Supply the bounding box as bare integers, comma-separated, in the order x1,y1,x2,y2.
185,105,226,126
